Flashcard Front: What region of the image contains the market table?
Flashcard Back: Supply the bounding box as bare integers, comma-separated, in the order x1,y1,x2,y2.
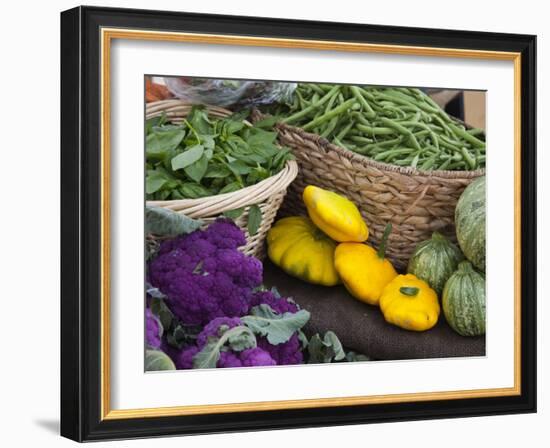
263,261,485,360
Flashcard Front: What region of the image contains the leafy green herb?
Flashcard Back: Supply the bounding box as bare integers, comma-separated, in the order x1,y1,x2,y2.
223,208,245,220
307,331,346,364
247,205,262,236
241,304,310,345
146,105,293,200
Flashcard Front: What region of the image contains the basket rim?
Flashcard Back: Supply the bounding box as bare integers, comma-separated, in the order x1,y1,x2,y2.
276,122,485,179
147,159,298,211
247,106,485,180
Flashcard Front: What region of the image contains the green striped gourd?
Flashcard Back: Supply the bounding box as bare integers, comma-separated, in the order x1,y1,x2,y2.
407,232,464,296
455,176,485,271
442,261,486,336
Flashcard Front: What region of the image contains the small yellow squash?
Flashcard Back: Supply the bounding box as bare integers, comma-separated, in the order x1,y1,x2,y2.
267,216,341,286
334,224,397,305
379,274,440,331
303,185,369,243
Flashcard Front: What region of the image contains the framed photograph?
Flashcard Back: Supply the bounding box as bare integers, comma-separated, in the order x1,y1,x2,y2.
60,6,536,442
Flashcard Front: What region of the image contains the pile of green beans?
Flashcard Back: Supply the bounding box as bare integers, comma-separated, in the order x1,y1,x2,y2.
267,84,485,171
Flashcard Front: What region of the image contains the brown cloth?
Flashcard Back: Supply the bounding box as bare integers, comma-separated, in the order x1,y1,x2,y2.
263,261,485,360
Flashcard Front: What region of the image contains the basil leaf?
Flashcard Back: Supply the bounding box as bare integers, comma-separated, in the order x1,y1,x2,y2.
145,350,175,371
223,208,245,220
247,204,262,236
145,206,203,237
179,183,212,199
146,128,185,160
184,153,209,183
204,165,231,179
145,173,168,194
219,181,241,194
241,304,310,345
171,144,204,171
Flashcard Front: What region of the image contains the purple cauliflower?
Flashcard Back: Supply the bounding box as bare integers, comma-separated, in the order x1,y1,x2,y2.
250,290,304,365
170,316,276,369
145,308,162,349
148,220,263,326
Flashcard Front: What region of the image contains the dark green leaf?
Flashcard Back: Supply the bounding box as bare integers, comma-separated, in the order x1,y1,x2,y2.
145,206,203,237
247,204,262,236
204,165,231,179
187,106,213,135
145,174,168,194
219,181,242,194
241,304,310,345
184,153,209,183
149,296,173,331
179,183,212,199
146,128,185,160
223,208,245,220
307,331,346,364
171,144,204,171
253,116,279,129
145,350,175,371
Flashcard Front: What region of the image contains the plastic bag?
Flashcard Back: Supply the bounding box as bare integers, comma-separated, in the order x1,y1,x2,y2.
164,77,296,108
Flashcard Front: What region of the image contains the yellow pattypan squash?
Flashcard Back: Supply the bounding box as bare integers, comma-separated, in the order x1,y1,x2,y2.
379,274,440,331
334,224,397,305
303,185,369,243
267,216,341,286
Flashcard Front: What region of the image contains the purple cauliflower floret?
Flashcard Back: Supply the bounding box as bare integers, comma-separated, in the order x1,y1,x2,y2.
250,290,304,365
173,345,199,369
169,316,276,369
257,333,303,365
145,308,162,349
197,317,242,347
240,347,277,367
148,220,262,326
250,290,299,314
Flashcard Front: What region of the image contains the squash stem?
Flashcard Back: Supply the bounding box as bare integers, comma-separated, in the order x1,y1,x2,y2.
377,223,392,259
400,286,419,296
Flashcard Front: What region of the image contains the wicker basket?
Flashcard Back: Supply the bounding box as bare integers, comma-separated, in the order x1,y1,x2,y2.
146,100,298,259
258,114,485,270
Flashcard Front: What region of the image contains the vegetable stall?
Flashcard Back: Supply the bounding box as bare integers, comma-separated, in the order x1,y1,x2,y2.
144,77,486,370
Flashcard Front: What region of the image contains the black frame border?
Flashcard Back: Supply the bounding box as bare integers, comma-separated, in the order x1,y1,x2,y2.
61,6,536,442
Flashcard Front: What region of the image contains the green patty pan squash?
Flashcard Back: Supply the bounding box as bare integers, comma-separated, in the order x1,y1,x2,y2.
380,274,440,331
334,224,397,305
303,185,369,243
267,216,341,286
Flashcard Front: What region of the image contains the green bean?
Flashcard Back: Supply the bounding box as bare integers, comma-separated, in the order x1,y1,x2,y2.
374,147,415,162
302,98,357,131
335,120,356,141
448,122,486,148
350,86,376,118
319,116,339,138
460,147,477,169
378,117,421,151
282,85,340,124
356,124,396,136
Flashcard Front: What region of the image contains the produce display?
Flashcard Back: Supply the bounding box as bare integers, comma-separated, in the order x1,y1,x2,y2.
267,84,486,171
145,207,364,370
144,78,489,372
407,232,464,295
442,261,486,336
146,106,293,200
